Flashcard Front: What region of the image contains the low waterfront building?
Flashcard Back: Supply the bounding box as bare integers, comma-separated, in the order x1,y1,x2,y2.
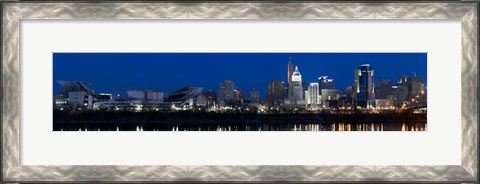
338,96,353,110
55,81,96,110
93,100,172,112
97,93,120,102
196,90,218,109
167,87,203,109
127,90,164,102
375,99,394,109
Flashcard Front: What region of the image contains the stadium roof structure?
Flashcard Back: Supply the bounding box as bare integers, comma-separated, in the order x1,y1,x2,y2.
57,80,94,93
167,87,203,102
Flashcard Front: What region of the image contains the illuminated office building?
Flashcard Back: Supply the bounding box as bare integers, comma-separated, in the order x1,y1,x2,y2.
354,64,375,108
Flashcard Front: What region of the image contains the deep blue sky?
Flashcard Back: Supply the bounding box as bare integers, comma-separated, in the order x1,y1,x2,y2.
53,53,427,102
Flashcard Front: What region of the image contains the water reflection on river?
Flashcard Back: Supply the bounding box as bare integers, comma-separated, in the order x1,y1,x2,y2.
168,122,426,131
57,122,427,131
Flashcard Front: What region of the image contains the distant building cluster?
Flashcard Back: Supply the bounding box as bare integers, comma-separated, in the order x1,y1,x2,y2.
55,57,426,113
262,58,425,112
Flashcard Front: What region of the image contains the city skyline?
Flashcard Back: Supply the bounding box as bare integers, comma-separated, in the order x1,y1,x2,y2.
53,53,427,103
53,53,427,131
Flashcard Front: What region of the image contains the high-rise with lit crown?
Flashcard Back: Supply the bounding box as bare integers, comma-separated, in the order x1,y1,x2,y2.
290,66,304,100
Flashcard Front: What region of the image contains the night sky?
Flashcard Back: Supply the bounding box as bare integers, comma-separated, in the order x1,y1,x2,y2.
53,53,427,102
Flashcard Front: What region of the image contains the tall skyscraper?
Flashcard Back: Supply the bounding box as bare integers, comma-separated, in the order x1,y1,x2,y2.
397,76,425,98
345,86,353,98
219,80,236,104
287,58,294,97
290,66,304,100
307,83,320,104
264,93,275,107
235,89,245,102
391,85,406,105
250,88,260,104
302,81,308,99
375,80,392,99
354,64,375,108
305,90,310,105
219,82,225,102
392,76,425,106
268,80,286,100
224,80,235,101
318,76,335,94
267,80,286,106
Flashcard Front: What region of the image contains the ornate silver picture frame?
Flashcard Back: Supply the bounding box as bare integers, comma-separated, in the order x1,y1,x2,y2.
2,1,478,183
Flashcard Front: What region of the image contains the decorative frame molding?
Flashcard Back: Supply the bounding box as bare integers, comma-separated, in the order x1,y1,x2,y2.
2,2,478,183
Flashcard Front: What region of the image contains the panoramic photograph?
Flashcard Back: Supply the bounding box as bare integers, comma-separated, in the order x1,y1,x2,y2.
53,53,427,131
